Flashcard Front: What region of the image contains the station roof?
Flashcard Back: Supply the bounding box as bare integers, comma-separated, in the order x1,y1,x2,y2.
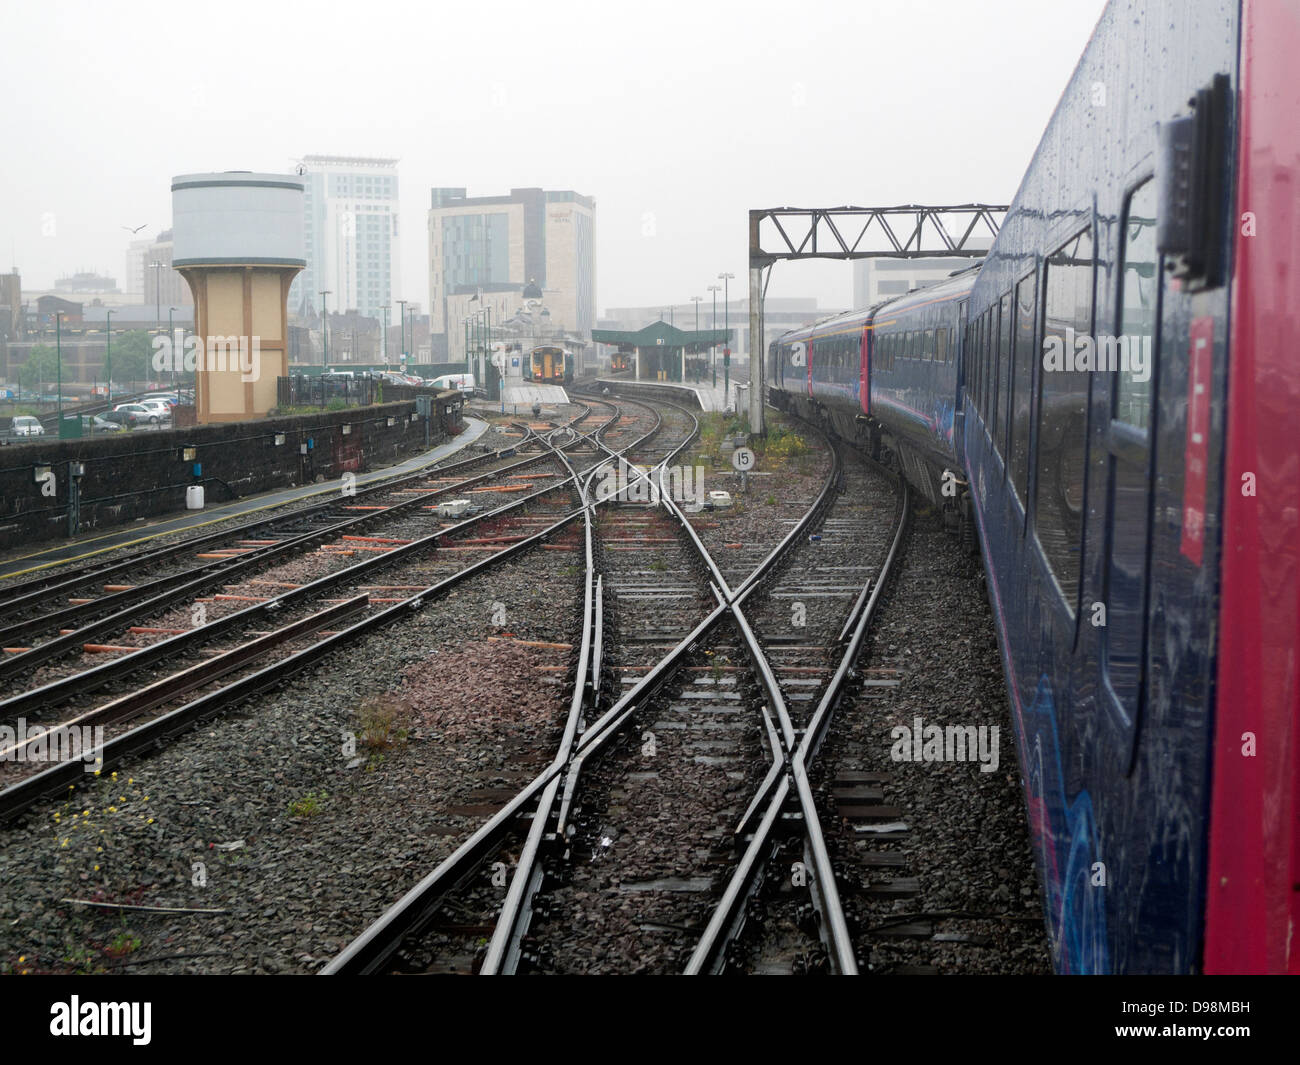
592,320,731,348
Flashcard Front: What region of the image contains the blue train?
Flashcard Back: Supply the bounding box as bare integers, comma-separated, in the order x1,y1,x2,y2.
768,0,1300,974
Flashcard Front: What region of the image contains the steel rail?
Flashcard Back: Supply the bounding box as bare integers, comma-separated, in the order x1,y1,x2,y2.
685,461,911,975
481,400,681,973
0,418,566,616
0,443,594,717
0,502,591,824
480,442,597,974
535,400,854,972
0,397,594,617
323,401,671,975
0,595,369,764
329,395,839,976
0,439,573,666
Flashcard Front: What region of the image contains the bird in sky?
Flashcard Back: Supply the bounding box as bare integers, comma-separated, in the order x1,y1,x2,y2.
122,224,147,234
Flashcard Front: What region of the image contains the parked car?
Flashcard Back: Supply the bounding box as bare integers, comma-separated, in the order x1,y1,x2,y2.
85,414,124,433
138,398,174,419
10,415,45,437
101,409,138,428
112,402,160,426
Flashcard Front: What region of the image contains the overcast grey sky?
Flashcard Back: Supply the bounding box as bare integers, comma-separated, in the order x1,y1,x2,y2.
2,0,1108,313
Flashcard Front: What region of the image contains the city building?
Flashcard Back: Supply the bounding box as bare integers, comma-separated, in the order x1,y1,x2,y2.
289,155,400,322
142,229,193,309
852,253,987,308
427,187,595,364
54,271,119,295
34,294,84,328
124,237,151,299
0,271,21,342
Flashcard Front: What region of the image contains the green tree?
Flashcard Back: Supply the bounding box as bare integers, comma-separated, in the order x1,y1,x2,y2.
18,345,59,392
111,330,154,387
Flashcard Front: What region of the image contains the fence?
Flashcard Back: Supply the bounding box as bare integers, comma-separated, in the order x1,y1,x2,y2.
277,375,380,409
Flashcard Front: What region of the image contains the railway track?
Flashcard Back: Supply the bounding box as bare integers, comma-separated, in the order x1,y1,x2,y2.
322,398,913,975
0,421,587,657
0,401,660,822
0,393,962,975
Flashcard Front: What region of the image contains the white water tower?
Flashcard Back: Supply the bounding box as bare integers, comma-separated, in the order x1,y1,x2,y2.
172,172,305,422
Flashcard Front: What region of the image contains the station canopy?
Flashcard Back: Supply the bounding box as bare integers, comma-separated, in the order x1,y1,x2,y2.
592,320,730,351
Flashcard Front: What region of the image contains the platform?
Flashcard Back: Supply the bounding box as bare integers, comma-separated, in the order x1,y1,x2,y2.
0,416,490,580
502,383,570,406
593,377,739,413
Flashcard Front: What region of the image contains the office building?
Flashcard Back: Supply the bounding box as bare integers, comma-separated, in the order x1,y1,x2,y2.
290,154,400,322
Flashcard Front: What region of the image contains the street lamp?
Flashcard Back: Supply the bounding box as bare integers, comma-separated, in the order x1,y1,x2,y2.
105,309,115,400
396,299,408,368
707,284,721,388
168,307,178,403
718,272,734,406
151,260,164,340
55,310,64,429
690,296,702,383
319,291,331,368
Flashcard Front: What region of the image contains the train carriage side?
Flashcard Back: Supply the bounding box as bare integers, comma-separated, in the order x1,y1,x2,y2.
957,0,1266,974
865,269,974,505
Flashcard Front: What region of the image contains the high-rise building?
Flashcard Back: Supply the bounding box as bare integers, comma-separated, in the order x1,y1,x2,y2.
124,237,151,299
289,155,400,322
0,270,21,342
427,187,595,362
143,229,193,310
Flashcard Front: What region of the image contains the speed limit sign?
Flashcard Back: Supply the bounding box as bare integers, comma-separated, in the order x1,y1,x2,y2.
731,447,755,472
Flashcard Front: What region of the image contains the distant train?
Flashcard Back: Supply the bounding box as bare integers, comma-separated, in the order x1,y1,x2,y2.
529,345,572,386
769,0,1299,974
610,352,632,373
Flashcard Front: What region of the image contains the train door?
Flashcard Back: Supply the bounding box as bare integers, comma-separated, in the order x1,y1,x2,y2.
1100,179,1158,756
860,323,871,415
954,300,969,463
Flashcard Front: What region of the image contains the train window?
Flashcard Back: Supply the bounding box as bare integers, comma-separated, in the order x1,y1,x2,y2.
1103,178,1159,731
963,324,973,402
977,315,988,413
996,293,1012,458
938,327,950,365
923,328,935,361
1116,183,1157,430
1009,272,1037,507
1036,227,1095,607
982,304,993,423
984,314,994,412
982,313,993,416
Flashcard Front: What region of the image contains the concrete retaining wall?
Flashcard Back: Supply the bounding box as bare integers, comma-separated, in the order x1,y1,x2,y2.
0,396,464,549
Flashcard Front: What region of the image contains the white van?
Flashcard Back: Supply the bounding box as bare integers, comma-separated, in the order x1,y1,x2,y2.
431,374,476,393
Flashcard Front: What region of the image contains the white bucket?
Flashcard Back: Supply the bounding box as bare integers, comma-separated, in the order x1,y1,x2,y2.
186,485,205,510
